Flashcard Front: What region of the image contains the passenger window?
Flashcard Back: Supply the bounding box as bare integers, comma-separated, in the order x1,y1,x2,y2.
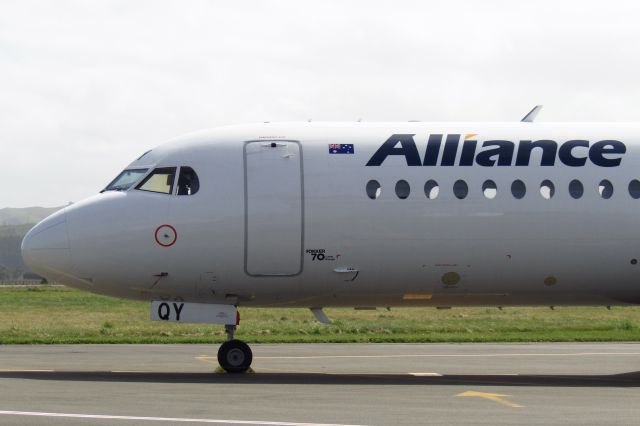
424,180,439,199
482,180,497,199
395,180,410,199
176,167,200,195
453,180,468,199
366,180,381,199
511,180,526,199
136,167,176,194
599,179,613,199
540,180,555,199
629,180,640,199
568,179,583,199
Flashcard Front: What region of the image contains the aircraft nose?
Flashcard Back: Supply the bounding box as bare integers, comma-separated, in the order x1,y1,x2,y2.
21,211,72,280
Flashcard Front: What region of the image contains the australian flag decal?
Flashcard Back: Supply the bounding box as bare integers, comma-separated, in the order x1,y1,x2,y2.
329,144,354,154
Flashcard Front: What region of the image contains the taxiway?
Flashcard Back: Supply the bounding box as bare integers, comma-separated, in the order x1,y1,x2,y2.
0,343,639,425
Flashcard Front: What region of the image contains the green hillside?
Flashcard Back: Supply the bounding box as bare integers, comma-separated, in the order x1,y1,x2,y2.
0,206,62,280
0,206,62,226
0,224,34,280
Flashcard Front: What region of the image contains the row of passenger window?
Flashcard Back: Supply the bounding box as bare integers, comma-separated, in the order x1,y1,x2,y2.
365,179,640,200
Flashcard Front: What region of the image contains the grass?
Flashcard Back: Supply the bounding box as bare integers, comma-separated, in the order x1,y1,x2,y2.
1,286,640,344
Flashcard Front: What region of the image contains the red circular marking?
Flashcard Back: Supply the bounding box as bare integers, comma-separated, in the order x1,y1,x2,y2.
155,224,177,247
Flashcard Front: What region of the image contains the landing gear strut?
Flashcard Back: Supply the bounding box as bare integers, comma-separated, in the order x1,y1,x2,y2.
217,324,253,373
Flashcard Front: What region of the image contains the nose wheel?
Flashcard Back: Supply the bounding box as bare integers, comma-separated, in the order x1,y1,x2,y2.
218,324,252,373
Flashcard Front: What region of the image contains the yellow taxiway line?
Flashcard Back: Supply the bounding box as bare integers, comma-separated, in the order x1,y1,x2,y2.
456,390,525,408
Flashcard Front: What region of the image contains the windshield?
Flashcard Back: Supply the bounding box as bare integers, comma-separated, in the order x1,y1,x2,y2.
103,169,148,192
136,167,176,194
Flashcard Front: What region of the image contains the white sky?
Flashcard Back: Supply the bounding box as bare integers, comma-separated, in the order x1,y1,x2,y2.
2,0,640,208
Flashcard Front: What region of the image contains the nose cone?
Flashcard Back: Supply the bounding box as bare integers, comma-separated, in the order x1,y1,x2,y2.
21,210,72,281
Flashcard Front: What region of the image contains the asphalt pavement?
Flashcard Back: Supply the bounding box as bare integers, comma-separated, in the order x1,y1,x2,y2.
0,343,639,425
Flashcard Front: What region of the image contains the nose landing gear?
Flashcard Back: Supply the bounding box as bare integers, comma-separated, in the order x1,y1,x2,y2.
217,324,253,373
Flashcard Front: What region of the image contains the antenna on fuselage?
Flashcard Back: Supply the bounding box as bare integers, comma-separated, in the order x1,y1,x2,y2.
521,105,543,122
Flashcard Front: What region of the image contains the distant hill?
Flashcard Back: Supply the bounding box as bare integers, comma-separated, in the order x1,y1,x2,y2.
0,206,63,280
0,224,33,279
0,206,62,226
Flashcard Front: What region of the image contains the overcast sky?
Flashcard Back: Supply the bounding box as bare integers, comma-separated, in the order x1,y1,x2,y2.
2,0,640,208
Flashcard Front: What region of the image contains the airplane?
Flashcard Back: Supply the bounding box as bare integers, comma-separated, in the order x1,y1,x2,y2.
21,106,640,373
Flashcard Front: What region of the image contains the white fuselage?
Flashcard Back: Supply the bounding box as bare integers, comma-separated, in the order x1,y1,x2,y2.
21,122,640,308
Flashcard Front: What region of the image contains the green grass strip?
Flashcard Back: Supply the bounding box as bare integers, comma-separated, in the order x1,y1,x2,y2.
1,286,639,344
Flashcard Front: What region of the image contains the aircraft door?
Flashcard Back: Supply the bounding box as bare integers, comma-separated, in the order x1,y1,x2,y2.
244,141,303,276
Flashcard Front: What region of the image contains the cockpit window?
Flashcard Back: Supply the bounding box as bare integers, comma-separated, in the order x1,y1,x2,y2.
176,167,200,195
136,167,176,194
103,169,148,192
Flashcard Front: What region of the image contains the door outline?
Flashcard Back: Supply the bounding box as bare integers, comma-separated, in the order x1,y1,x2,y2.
243,140,305,277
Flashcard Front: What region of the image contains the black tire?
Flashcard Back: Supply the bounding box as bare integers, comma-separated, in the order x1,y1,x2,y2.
217,339,253,373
